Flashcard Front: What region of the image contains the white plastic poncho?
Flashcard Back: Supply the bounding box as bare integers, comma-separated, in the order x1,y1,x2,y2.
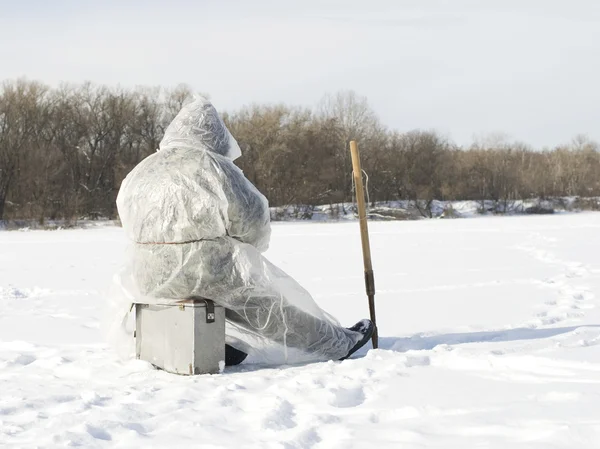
112,96,359,364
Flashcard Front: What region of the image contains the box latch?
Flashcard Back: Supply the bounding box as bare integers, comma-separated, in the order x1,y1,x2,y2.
202,299,216,323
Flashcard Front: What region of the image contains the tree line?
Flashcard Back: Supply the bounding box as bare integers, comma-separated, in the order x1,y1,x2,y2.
0,79,598,222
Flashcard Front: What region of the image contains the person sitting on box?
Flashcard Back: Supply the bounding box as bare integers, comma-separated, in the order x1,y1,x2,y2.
116,96,375,366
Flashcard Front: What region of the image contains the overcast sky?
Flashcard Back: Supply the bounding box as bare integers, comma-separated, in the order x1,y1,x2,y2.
1,0,599,147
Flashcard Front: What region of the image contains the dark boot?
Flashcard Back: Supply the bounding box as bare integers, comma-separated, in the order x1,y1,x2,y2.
225,344,248,366
339,319,375,360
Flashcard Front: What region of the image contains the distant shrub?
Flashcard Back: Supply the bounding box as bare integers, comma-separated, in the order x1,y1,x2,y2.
525,206,555,215
572,197,600,211
440,204,460,219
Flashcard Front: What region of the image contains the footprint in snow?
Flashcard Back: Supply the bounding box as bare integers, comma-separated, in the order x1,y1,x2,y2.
328,386,365,408
11,354,36,366
263,398,297,430
85,424,112,441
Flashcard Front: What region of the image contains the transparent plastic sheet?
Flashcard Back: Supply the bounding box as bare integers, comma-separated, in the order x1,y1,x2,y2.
160,95,242,161
110,97,360,365
110,241,359,364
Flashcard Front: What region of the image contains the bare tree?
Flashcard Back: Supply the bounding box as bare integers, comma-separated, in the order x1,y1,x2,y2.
1,80,599,222
318,90,382,205
0,79,49,219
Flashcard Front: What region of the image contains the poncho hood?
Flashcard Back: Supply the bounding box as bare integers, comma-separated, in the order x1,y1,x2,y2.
159,96,242,160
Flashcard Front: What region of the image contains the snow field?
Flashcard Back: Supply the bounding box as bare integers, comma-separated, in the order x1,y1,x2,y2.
1,213,600,448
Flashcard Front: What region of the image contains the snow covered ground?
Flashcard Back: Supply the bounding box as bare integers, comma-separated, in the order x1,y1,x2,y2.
1,213,600,448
